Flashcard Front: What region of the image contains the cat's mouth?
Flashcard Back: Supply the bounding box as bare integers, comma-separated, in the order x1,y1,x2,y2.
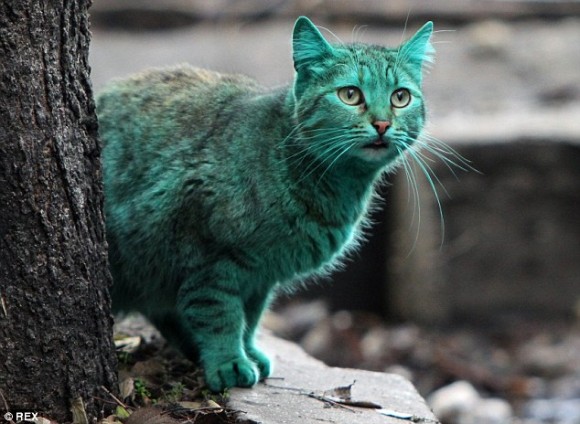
363,139,389,149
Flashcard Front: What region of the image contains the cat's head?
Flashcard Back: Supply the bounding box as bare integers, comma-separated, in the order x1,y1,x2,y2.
291,16,434,173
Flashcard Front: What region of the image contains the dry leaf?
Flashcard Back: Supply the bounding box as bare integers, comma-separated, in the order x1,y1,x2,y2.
323,380,355,401
70,397,89,424
176,401,203,410
321,380,382,409
131,358,166,380
115,336,142,353
115,405,131,420
119,377,135,400
201,399,222,410
125,407,178,424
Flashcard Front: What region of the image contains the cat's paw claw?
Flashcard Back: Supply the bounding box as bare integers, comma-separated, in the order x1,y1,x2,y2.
205,357,259,392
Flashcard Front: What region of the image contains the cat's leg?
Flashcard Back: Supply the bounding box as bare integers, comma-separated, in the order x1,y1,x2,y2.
177,267,259,392
149,311,197,359
242,290,274,380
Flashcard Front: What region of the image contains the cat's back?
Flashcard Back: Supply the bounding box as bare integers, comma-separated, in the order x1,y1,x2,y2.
97,65,259,126
97,65,265,196
98,65,257,100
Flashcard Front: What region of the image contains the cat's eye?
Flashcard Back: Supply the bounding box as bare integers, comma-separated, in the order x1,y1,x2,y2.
337,86,364,106
391,88,411,108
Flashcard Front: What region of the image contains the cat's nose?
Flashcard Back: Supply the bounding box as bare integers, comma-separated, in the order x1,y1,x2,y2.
373,120,391,136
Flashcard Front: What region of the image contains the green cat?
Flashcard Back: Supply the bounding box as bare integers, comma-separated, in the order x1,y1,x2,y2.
97,16,434,392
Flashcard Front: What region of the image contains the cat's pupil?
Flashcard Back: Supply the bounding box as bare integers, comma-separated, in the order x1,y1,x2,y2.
391,88,411,108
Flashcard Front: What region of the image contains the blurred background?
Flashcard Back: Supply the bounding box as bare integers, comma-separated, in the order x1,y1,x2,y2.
90,1,580,423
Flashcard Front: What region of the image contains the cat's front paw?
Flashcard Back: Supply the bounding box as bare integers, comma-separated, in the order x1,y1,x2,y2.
204,357,259,392
246,346,272,379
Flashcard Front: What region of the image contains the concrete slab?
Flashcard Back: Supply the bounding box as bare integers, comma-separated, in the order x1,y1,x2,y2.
229,333,439,424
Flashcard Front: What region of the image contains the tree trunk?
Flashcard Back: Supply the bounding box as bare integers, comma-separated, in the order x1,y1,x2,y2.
0,1,117,422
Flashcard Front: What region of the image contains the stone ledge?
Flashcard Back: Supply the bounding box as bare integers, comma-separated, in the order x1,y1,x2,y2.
430,107,580,146
388,139,580,324
229,333,439,424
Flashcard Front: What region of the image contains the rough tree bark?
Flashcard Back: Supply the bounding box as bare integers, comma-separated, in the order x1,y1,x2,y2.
0,1,117,422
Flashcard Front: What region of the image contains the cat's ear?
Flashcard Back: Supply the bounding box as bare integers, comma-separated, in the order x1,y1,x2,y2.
292,16,334,72
399,21,435,76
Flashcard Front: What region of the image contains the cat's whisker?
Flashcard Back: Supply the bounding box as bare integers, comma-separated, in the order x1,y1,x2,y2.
318,26,345,46
404,147,446,246
351,25,369,44
285,131,352,161
282,126,350,145
316,139,358,184
397,130,474,174
279,129,351,169
296,137,355,183
285,135,344,171
400,135,453,199
392,9,412,76
412,139,478,184
396,145,423,253
418,133,477,171
276,122,307,150
391,129,477,249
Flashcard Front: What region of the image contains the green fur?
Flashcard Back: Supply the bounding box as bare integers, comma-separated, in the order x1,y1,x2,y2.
97,17,433,392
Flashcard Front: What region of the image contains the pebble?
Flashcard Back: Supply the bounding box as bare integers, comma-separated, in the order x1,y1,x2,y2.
360,327,390,363
428,381,514,424
523,398,580,424
265,300,328,339
384,364,414,382
428,381,480,423
461,398,513,424
300,319,333,359
519,334,577,378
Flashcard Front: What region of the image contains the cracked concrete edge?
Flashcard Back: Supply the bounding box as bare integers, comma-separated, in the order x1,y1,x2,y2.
228,332,439,424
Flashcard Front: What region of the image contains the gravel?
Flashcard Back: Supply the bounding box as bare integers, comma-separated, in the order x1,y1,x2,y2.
265,301,580,423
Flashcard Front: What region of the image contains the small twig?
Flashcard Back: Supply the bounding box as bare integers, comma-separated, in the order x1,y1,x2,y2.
1,294,8,318
100,385,129,409
0,388,10,411
334,399,382,409
261,382,303,392
262,382,359,413
306,393,359,413
0,388,15,424
92,396,123,406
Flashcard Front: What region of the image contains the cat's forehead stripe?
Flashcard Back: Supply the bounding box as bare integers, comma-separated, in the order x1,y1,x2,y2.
341,44,400,78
